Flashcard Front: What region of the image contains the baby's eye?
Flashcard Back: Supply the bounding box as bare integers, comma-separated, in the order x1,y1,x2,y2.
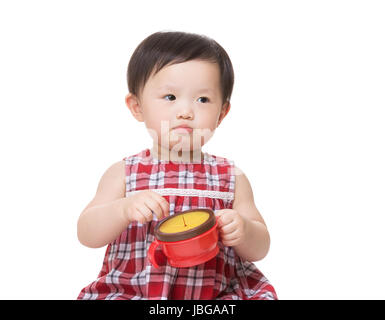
198,97,209,103
164,94,176,101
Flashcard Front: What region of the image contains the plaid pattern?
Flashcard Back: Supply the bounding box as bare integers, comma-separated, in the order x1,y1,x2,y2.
77,148,277,300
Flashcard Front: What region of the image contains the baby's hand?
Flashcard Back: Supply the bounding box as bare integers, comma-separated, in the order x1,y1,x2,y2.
215,209,246,247
124,190,169,224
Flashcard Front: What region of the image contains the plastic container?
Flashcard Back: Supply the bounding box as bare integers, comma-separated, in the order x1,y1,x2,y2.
148,209,219,268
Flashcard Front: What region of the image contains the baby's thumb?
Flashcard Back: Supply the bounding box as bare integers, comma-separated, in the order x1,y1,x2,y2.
214,210,224,226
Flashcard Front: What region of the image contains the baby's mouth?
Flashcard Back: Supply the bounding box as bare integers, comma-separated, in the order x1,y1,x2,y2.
172,127,193,134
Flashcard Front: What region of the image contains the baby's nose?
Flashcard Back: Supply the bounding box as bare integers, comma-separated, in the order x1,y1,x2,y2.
176,107,194,119
178,113,193,119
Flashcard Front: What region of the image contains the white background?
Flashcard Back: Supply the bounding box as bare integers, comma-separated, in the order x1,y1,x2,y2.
0,0,384,299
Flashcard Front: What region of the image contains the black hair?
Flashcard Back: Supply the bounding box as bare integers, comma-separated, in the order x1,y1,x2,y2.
127,31,234,105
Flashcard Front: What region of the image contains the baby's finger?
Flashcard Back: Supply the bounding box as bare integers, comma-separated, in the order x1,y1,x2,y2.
132,209,148,224
145,198,164,220
159,198,170,217
136,205,153,222
149,192,170,217
216,214,231,228
222,238,241,247
221,229,240,241
220,221,237,235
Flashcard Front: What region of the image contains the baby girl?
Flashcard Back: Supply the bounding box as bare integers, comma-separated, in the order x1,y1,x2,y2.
77,31,277,300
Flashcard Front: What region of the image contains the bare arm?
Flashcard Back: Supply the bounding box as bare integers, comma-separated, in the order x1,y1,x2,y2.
216,166,270,262
77,160,170,248
77,161,128,248
232,168,270,261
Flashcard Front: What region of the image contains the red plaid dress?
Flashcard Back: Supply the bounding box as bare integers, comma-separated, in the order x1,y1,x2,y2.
77,148,277,300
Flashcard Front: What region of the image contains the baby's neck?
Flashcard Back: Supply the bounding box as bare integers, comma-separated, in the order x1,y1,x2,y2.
150,146,204,163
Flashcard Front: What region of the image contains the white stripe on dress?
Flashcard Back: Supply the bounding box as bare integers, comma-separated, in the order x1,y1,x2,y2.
127,188,234,201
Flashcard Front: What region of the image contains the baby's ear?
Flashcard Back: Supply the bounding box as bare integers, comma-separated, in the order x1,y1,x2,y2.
217,102,231,127
125,93,144,122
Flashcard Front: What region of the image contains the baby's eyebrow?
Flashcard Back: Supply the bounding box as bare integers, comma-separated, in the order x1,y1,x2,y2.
158,85,178,91
158,85,214,94
197,88,214,94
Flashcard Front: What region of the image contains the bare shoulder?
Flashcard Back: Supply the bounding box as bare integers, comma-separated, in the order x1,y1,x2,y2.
82,160,126,211
233,165,266,225
233,165,254,207
99,160,126,186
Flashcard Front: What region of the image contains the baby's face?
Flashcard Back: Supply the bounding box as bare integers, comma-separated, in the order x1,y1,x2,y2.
128,59,229,153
